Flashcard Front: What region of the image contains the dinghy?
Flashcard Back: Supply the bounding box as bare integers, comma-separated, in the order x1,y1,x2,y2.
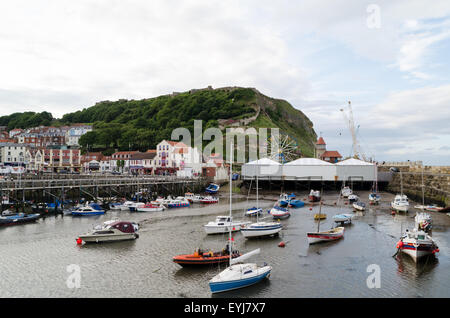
307,227,345,244
341,186,352,198
200,196,219,204
333,214,353,224
205,183,220,194
348,194,359,203
0,211,40,225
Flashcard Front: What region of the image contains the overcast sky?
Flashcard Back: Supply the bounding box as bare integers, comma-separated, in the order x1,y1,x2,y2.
0,1,449,165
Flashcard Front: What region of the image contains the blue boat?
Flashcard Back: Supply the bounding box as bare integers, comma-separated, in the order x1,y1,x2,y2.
205,183,220,194
288,200,305,208
245,207,263,216
0,211,41,225
209,263,272,293
71,203,105,216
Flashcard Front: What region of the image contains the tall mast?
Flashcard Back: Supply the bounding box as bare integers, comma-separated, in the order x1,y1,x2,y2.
256,162,259,223
229,142,233,265
421,166,425,210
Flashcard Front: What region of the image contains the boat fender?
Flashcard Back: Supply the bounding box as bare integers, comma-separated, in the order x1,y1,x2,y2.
396,241,403,249
278,241,285,248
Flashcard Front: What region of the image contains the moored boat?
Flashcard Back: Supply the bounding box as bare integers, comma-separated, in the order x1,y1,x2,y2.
0,210,40,225
368,193,381,204
200,196,219,204
245,207,263,216
173,246,241,266
396,228,438,262
348,194,359,203
78,221,139,243
204,216,249,234
240,221,282,238
341,186,352,198
391,194,409,212
307,227,345,244
352,201,366,211
71,203,105,216
333,213,353,224
308,189,321,202
205,183,220,194
135,203,165,212
269,206,290,219
167,197,190,208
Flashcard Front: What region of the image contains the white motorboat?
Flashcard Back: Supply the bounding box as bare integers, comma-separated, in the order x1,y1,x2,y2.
391,194,409,212
135,203,165,212
109,202,123,210
204,216,250,235
348,194,359,202
78,221,139,243
341,186,352,198
120,201,138,211
352,201,366,211
71,203,105,216
396,228,438,262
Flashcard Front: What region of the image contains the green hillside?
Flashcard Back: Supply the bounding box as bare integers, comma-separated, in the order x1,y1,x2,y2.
1,87,317,157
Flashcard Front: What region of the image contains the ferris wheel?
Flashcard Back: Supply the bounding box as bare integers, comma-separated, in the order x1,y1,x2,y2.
266,132,300,163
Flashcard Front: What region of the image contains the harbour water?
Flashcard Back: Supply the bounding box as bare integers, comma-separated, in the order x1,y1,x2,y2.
0,191,449,298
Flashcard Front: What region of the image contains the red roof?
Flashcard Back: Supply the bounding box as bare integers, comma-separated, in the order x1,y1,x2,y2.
146,149,157,153
316,137,326,145
320,151,342,158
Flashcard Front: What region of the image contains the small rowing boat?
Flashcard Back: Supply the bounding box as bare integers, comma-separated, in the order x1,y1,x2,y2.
173,246,241,267
307,227,345,244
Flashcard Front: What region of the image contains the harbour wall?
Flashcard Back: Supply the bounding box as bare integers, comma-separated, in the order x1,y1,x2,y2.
380,165,450,207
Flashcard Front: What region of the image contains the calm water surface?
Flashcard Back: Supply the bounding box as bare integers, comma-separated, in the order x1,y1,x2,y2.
0,191,449,297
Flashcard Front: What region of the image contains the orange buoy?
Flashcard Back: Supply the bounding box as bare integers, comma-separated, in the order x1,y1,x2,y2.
76,238,82,245
278,241,285,247
391,210,396,215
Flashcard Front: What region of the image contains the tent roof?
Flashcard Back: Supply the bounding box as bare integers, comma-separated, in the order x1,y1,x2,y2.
246,158,281,165
285,158,334,166
336,158,375,166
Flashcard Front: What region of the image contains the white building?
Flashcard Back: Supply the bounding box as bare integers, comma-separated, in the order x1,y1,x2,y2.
335,158,376,182
0,143,27,166
65,125,93,146
241,158,282,179
283,158,336,181
155,140,202,174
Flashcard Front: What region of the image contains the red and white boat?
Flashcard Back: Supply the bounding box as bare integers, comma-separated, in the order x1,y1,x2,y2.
135,203,165,212
307,227,345,244
200,196,219,204
396,228,439,262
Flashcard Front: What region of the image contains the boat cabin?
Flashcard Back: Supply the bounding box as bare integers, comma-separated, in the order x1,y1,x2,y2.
107,221,136,233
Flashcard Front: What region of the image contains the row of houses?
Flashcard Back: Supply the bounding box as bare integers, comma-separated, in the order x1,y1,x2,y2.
81,140,226,178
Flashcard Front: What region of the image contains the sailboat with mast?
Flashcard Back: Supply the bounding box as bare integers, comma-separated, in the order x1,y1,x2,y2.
391,170,409,212
208,143,272,293
240,161,282,238
369,164,381,204
307,191,345,244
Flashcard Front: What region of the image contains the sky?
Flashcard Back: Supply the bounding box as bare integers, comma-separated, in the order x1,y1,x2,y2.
0,0,449,165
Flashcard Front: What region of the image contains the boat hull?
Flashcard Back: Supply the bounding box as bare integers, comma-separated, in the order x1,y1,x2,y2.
204,224,245,234
0,214,40,225
241,224,282,238
72,210,105,216
400,243,435,261
308,195,320,202
173,253,240,266
307,227,344,244
391,203,409,212
209,267,271,293
135,207,164,212
79,233,138,243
